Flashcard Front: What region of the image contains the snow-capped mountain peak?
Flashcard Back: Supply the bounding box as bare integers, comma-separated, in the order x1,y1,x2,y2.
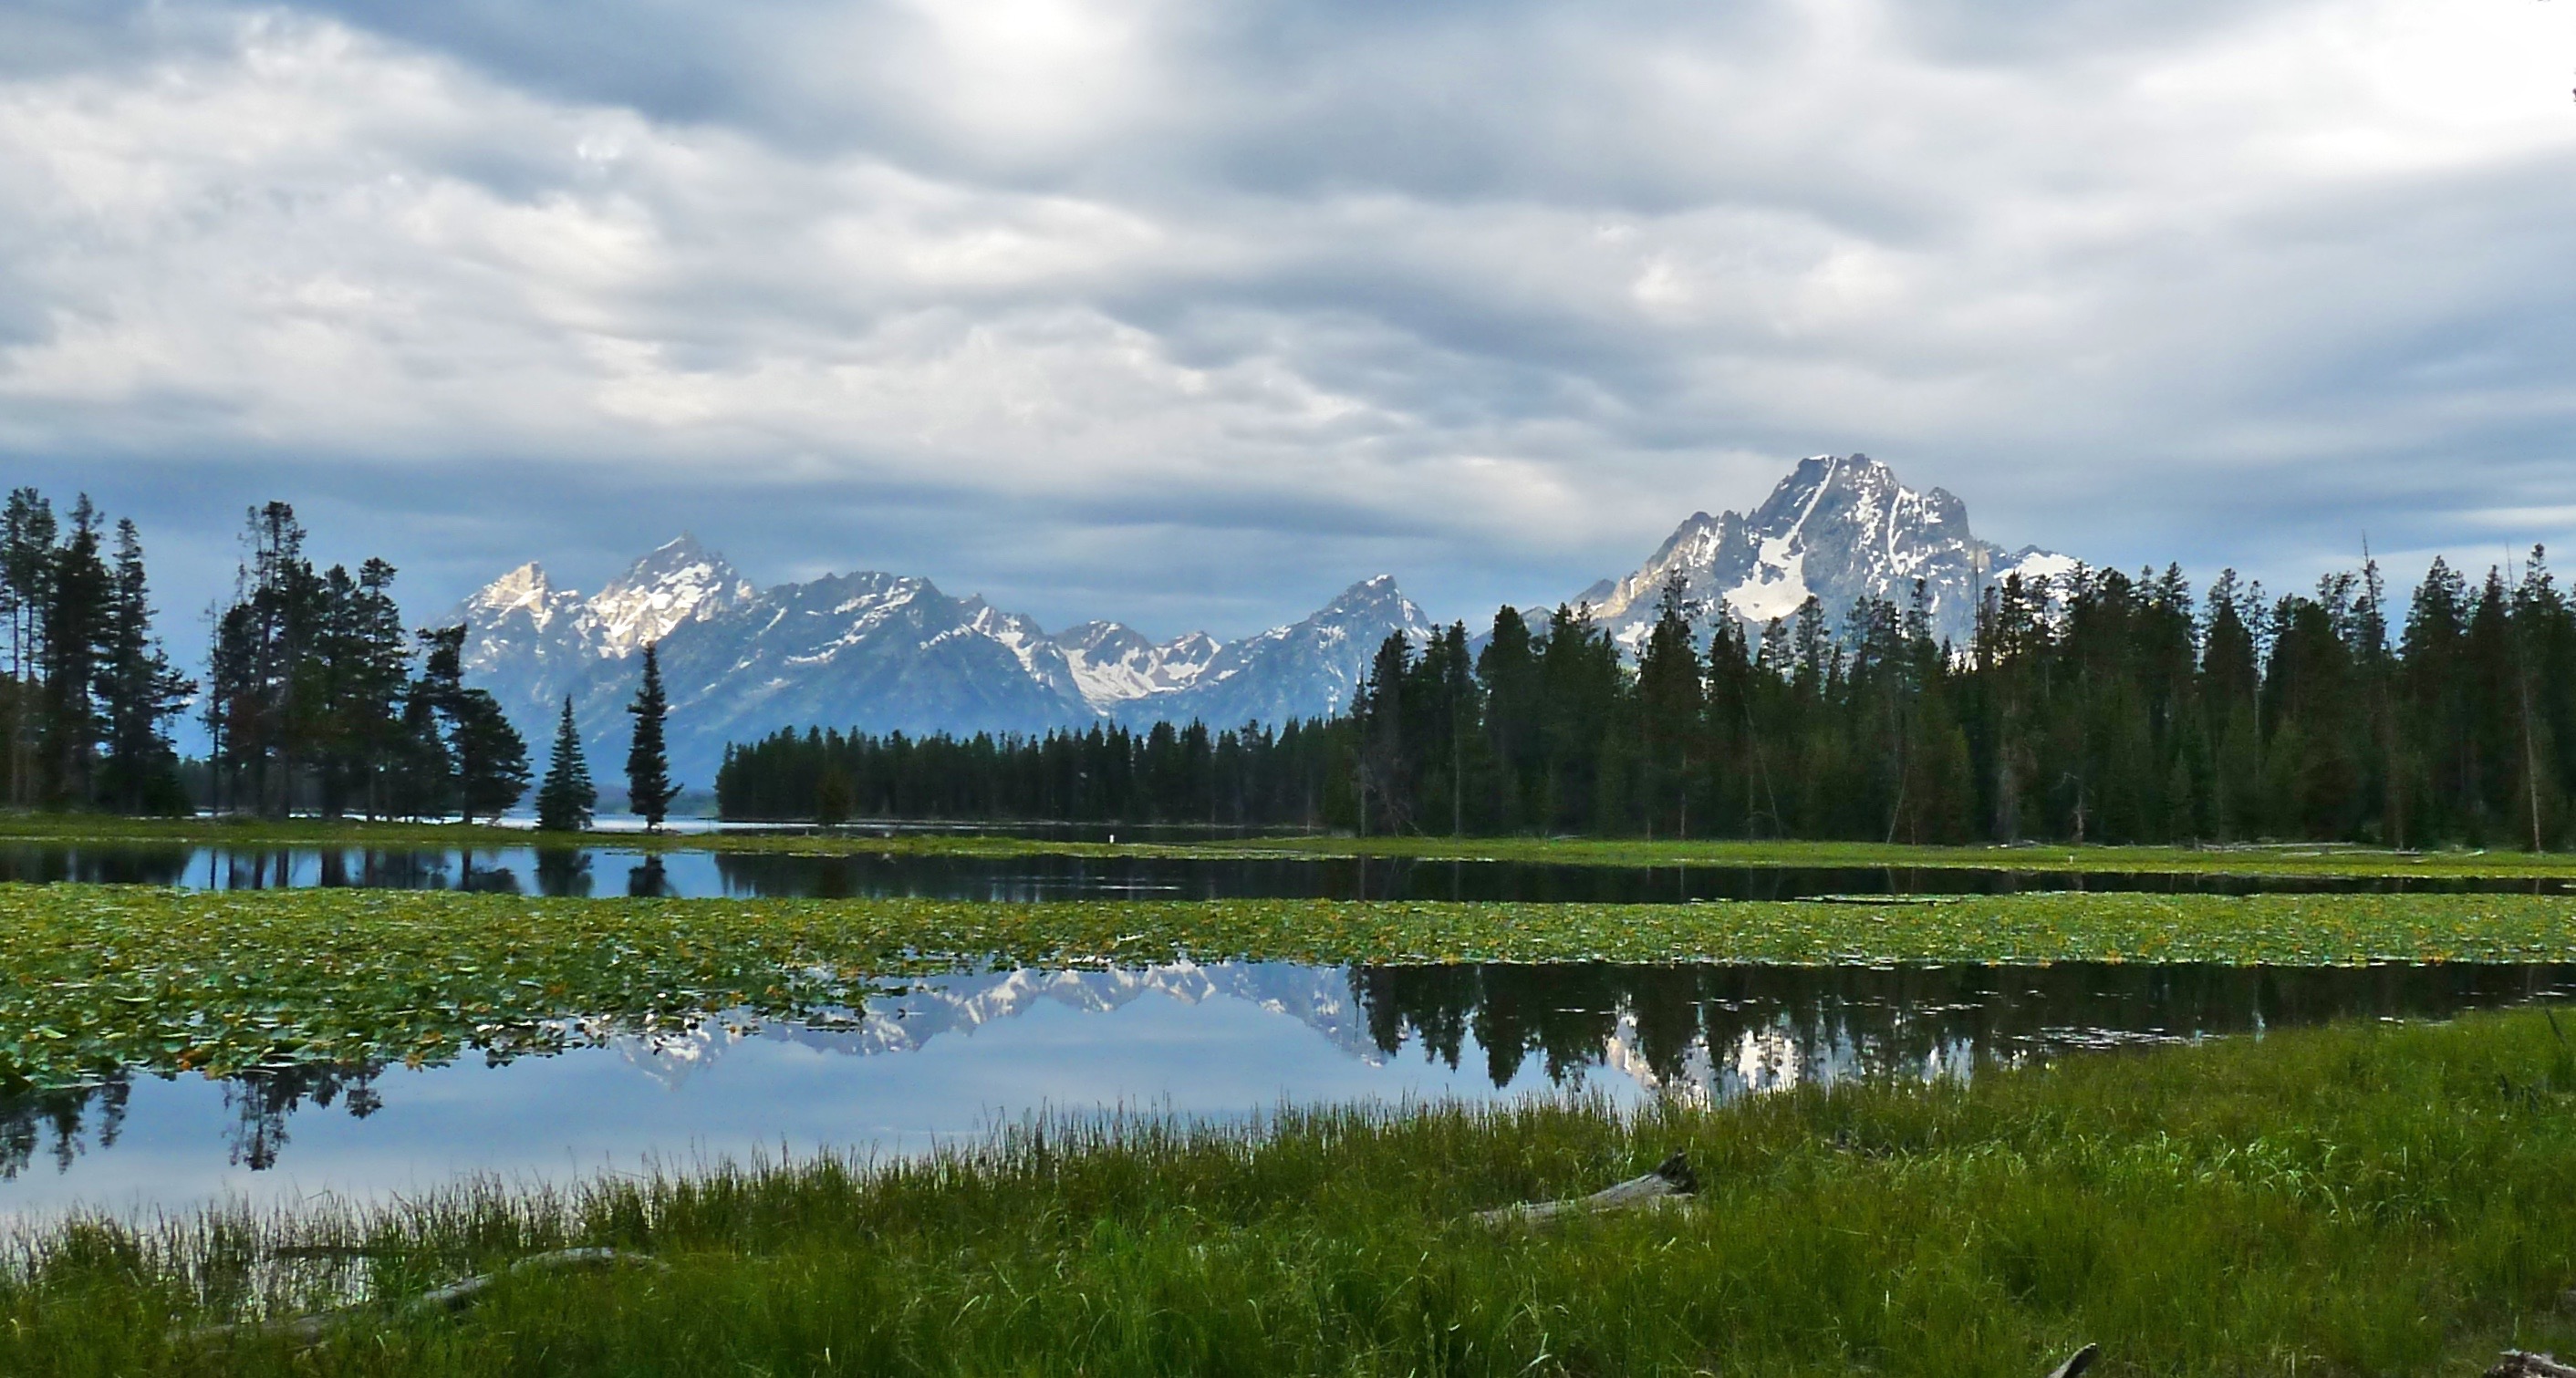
1580,454,2067,651
583,535,755,658
465,562,572,630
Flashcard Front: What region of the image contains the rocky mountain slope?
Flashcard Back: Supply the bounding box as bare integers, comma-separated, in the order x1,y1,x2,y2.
455,538,1432,787
1572,453,2071,652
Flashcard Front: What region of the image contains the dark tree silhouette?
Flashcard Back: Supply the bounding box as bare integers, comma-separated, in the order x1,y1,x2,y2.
626,642,679,830
535,696,596,832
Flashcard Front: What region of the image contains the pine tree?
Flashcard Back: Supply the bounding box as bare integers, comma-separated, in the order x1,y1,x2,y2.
626,642,679,830
1474,606,1542,829
417,624,529,823
42,497,109,805
1635,575,1705,838
0,489,56,807
451,690,531,823
535,696,596,831
94,519,192,814
385,682,452,821
345,559,413,818
205,503,326,817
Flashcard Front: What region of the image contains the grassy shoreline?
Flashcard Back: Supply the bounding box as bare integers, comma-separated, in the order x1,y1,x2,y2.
14,810,2576,877
5,884,2575,1089
7,1007,2574,1374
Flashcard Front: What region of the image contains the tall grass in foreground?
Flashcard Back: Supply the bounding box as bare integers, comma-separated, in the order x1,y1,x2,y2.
9,1009,2576,1375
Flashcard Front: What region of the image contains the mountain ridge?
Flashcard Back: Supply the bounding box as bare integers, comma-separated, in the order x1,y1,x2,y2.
456,544,1432,786
455,455,2063,791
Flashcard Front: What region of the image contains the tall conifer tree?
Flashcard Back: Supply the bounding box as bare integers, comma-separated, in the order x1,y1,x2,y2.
42,497,109,805
0,490,56,807
627,642,678,830
535,696,596,831
95,519,192,813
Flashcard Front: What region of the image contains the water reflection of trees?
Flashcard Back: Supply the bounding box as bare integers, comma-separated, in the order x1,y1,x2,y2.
0,843,191,886
0,1064,385,1178
535,850,593,898
4,963,2569,1177
1350,962,2576,1091
0,1081,130,1180
628,856,672,897
222,1064,384,1170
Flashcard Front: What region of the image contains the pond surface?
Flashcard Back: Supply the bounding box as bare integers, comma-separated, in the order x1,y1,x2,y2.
4,960,2568,1221
6,842,2569,902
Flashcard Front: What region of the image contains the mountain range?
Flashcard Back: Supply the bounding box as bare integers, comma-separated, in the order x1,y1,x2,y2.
454,453,2064,786
460,544,1435,786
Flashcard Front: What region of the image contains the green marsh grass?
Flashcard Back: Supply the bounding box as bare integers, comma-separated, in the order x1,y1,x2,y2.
6,884,2576,1088
6,1007,2576,1374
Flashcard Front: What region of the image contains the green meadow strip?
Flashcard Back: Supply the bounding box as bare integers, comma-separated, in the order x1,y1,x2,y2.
4,885,2575,1091
15,811,2576,875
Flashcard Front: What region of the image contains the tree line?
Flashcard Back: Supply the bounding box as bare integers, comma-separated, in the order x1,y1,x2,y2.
718,548,2576,848
0,490,193,813
0,493,678,828
201,502,680,829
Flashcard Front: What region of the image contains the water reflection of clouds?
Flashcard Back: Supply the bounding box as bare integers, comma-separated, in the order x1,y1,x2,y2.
4,960,2572,1221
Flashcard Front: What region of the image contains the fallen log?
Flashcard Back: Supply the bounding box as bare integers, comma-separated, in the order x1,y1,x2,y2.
2489,1352,2576,1378
1474,1151,1698,1226
182,1247,664,1345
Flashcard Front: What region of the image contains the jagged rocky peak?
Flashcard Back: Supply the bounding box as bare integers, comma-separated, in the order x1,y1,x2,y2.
466,561,568,625
1581,454,2069,652
585,534,755,656
1315,575,1432,634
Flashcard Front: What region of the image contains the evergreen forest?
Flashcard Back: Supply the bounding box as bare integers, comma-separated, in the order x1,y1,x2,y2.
0,489,192,813
0,492,545,821
199,503,534,821
717,552,2576,847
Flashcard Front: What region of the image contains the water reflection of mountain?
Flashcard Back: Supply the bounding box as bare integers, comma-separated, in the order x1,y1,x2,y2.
5,962,2571,1178
619,961,1380,1088
620,961,2576,1100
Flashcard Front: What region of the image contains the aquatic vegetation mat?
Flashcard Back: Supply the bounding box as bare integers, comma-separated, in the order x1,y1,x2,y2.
5,1008,2576,1375
3,884,2575,1090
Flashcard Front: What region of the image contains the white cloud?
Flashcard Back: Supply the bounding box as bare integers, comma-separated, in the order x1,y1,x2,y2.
3,0,2574,634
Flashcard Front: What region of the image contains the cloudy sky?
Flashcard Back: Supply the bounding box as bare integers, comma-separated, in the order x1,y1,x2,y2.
5,0,2573,640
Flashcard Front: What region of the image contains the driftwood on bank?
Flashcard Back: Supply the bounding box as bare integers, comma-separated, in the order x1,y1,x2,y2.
2490,1352,2576,1378
182,1247,664,1345
1473,1152,1698,1226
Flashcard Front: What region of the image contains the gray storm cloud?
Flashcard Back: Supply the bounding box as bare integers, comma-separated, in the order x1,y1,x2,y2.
2,0,2572,635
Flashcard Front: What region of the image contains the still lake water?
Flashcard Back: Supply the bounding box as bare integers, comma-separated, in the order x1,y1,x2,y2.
5,841,2568,902
4,959,2570,1221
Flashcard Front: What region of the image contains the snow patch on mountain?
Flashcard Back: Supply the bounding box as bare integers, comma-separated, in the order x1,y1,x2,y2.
1054,623,1220,711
